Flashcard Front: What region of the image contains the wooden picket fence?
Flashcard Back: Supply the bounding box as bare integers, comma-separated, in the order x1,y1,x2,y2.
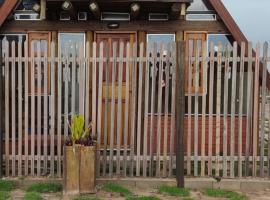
1,39,270,178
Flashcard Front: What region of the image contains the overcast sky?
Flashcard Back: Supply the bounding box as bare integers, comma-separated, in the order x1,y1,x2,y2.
222,0,270,43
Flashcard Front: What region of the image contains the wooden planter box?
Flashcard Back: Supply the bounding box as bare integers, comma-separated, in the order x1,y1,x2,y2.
64,145,96,195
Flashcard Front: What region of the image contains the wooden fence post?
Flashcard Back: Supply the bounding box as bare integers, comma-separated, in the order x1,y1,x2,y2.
0,40,3,178
176,41,185,188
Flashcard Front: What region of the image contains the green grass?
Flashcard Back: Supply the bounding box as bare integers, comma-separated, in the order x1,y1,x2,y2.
73,197,100,200
103,182,132,196
0,191,10,200
158,185,190,197
126,196,160,200
23,192,43,200
0,180,16,191
26,183,62,193
203,188,247,200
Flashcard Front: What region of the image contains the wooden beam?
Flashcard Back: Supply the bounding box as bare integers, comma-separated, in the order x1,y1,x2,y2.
0,40,3,178
61,0,76,19
130,3,140,20
89,1,100,20
40,0,46,20
32,3,41,13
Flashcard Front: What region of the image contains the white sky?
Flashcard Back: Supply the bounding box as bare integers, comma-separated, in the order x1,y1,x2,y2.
222,0,270,43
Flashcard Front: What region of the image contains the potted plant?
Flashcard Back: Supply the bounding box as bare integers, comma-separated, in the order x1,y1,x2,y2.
63,115,96,195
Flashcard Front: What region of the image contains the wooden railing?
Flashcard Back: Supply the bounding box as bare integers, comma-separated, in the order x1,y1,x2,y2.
1,40,270,179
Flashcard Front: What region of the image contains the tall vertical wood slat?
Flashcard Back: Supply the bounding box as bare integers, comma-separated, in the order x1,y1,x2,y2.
129,43,137,177
187,40,192,176
123,43,130,177
208,42,215,176
116,42,124,176
30,41,35,176
11,41,16,176
102,43,109,177
43,42,48,175
143,43,150,177
215,43,222,176
92,42,97,136
194,40,199,177
201,41,207,176
37,41,42,177
85,42,90,126
169,42,176,177
71,44,76,116
238,42,245,177
156,43,164,177
50,42,56,176
97,42,104,177
63,47,69,138
24,41,29,176
78,42,85,116
230,42,238,178
4,40,9,176
162,43,170,177
57,42,62,177
223,44,230,178
252,43,260,177
109,42,117,177
149,43,157,176
245,42,253,177
260,42,268,177
18,41,23,176
136,42,144,177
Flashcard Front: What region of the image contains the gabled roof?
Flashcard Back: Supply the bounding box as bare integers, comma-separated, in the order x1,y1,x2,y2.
0,0,18,27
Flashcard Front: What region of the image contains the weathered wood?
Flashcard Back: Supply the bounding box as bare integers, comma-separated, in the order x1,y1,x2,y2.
92,42,97,136
11,41,15,176
176,41,185,188
136,42,144,177
63,47,69,138
89,1,101,19
97,42,104,177
4,40,9,176
260,42,268,177
40,0,46,20
238,42,245,178
0,40,3,178
252,43,260,177
130,3,140,20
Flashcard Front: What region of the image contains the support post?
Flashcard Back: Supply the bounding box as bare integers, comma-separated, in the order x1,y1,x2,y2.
40,0,46,20
176,41,185,188
0,40,3,178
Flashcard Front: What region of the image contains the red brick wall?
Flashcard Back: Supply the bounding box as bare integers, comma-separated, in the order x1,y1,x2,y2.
146,115,248,156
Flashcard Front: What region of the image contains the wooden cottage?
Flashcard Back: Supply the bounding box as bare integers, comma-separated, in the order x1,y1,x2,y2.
0,0,269,178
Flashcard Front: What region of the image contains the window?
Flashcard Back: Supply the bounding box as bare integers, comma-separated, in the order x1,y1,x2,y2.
147,34,175,113
207,34,233,53
59,33,85,115
186,0,216,21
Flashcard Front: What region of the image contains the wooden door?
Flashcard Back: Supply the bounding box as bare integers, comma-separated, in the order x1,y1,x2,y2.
184,32,206,94
95,33,136,147
28,32,51,94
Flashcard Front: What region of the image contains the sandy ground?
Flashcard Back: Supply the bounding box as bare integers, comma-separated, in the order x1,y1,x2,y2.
8,187,270,200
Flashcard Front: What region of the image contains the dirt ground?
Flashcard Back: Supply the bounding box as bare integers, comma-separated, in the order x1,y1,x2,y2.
8,186,270,200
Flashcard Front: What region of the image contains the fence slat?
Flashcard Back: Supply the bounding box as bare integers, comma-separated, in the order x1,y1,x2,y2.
215,43,222,177
63,47,69,138
136,42,144,177
78,42,85,116
85,42,90,126
143,43,150,177
260,42,268,177
201,41,207,177
97,42,104,177
92,42,97,136
43,42,48,175
4,40,10,176
18,41,23,176
252,43,261,177
30,41,35,176
109,42,117,177
116,42,124,176
149,43,157,177
57,43,62,177
208,42,215,176
245,42,253,177
24,41,29,176
123,42,130,177
238,42,245,178
50,42,56,176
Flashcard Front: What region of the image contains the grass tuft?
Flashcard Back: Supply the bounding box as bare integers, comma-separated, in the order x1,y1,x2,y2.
0,180,16,191
158,185,190,197
103,182,132,196
126,196,160,200
203,188,247,200
23,192,43,200
73,196,101,200
0,191,10,200
27,183,62,193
